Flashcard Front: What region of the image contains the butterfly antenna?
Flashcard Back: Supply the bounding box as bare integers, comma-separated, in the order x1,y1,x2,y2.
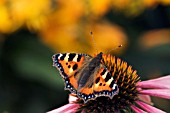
90,31,98,53
105,44,122,54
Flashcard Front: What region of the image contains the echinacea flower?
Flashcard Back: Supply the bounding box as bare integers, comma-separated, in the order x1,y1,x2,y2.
47,54,170,113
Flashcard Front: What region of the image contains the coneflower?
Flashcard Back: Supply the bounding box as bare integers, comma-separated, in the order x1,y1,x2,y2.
47,54,170,113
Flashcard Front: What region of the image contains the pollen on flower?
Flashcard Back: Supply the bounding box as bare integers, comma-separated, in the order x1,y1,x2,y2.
102,54,141,110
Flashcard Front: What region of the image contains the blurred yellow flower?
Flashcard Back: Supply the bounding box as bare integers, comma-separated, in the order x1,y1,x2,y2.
111,0,170,16
111,0,130,10
143,0,157,8
1,0,170,34
51,0,84,25
0,0,53,33
87,0,111,17
38,0,128,54
46,0,112,25
40,23,81,53
11,0,53,31
84,22,127,54
158,0,170,5
0,1,15,33
111,0,144,16
40,21,127,55
138,29,170,49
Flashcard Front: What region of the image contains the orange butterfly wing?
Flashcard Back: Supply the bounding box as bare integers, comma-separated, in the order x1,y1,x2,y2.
53,52,119,103
93,67,119,99
77,66,118,102
52,53,91,93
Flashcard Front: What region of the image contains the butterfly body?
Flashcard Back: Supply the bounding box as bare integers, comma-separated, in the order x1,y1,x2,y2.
52,52,119,102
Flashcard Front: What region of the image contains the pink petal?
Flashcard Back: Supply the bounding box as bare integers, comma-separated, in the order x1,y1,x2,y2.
135,100,166,113
139,89,170,99
137,75,170,89
47,104,79,113
81,110,86,113
69,94,78,103
138,94,153,105
130,105,147,113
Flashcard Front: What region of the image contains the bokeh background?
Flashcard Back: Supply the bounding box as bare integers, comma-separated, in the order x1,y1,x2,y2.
0,0,170,113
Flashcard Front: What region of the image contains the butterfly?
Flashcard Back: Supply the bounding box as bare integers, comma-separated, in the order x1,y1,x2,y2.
52,52,119,103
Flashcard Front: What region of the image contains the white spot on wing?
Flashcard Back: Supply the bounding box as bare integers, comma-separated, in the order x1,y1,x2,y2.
64,53,69,62
94,83,99,88
106,77,113,85
58,54,63,59
102,71,108,79
73,54,78,62
69,68,73,73
112,84,117,90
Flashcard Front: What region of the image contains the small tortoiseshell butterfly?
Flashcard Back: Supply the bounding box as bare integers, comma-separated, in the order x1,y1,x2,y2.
52,52,119,103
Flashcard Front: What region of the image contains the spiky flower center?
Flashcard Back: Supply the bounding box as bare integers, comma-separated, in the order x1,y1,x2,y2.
77,54,141,113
